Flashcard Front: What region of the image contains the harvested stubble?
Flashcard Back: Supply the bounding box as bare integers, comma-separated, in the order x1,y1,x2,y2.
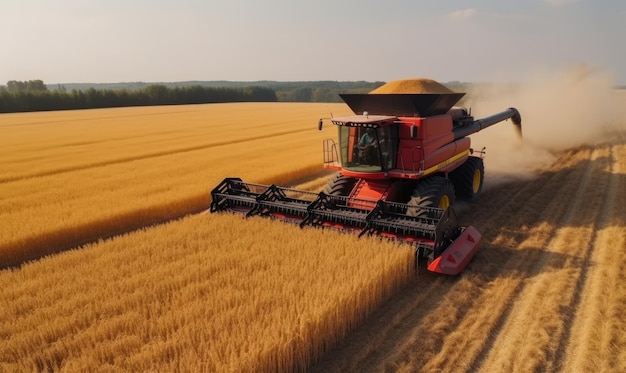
0,213,415,372
309,141,626,372
0,102,347,266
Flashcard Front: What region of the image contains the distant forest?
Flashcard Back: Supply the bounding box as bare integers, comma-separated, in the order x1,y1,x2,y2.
51,80,388,102
0,80,387,113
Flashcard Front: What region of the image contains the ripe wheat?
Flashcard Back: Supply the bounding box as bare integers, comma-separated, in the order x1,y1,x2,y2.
0,213,415,371
0,103,347,266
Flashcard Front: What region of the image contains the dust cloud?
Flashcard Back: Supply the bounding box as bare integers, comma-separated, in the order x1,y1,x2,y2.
459,64,626,187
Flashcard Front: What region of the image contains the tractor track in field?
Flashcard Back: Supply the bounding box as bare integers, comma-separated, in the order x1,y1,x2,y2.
0,109,200,128
547,149,610,371
311,143,624,372
0,168,334,269
551,145,622,371
0,127,315,184
476,147,608,373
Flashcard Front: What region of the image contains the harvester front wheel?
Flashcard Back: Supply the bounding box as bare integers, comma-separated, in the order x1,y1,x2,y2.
322,173,357,196
450,156,484,201
407,176,456,216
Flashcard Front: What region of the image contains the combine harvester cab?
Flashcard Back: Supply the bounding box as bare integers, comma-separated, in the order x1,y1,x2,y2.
211,79,521,275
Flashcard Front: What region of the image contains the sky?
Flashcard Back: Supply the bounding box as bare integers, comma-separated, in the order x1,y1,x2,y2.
1,0,625,85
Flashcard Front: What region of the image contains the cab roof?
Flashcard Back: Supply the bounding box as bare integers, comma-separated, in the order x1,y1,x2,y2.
331,114,397,127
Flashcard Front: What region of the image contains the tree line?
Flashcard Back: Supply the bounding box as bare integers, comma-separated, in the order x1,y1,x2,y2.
0,81,278,113
0,79,391,113
56,80,384,99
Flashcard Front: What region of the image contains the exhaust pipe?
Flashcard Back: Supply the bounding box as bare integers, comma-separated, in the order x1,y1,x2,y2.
453,107,522,140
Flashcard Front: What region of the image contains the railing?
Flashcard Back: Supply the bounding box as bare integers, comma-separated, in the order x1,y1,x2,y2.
398,146,425,176
322,139,341,167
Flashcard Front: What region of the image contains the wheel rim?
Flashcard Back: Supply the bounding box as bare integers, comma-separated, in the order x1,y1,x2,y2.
438,195,450,209
472,169,482,194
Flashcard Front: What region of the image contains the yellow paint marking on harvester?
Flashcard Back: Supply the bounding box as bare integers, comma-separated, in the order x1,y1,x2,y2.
422,149,471,176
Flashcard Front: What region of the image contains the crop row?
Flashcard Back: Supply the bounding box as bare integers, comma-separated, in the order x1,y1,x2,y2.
0,103,347,266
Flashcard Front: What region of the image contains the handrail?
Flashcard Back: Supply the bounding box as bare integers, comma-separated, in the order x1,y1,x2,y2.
398,146,425,176
323,139,341,166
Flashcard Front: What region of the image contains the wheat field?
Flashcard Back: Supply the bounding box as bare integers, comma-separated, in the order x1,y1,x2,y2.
0,214,415,372
2,91,626,371
0,102,347,267
1,103,419,371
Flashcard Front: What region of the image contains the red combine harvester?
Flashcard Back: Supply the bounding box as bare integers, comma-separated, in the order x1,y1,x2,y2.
211,79,521,275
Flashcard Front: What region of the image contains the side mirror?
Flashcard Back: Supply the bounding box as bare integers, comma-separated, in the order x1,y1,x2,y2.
318,119,323,131
410,125,417,138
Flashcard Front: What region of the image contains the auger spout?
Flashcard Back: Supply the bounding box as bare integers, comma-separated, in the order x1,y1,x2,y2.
453,107,522,139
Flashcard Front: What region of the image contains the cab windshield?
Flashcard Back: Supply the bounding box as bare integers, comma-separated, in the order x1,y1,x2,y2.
339,125,396,172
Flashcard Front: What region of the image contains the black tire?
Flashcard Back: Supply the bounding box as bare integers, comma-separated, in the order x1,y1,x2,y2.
322,173,357,196
406,176,456,216
449,156,484,201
